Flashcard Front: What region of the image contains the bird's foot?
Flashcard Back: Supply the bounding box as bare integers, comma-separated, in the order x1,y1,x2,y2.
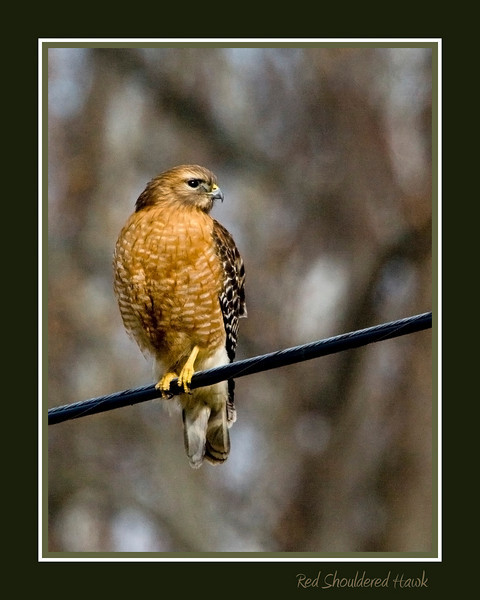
155,372,177,399
155,346,200,397
177,346,199,394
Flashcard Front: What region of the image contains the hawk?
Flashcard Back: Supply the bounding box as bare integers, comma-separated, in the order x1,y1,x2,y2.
113,165,246,468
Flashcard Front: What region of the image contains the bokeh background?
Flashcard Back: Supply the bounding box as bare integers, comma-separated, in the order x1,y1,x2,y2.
46,44,435,554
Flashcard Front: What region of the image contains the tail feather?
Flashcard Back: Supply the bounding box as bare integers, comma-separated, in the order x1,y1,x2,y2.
182,404,210,469
182,400,231,468
226,378,237,425
205,404,230,465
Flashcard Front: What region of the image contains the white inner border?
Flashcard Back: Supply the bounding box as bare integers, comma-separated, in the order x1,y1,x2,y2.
39,37,442,563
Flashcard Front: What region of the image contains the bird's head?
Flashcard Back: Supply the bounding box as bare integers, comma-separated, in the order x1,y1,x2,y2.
135,164,224,212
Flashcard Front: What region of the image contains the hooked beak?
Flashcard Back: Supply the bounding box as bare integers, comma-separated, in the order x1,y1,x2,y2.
210,184,224,203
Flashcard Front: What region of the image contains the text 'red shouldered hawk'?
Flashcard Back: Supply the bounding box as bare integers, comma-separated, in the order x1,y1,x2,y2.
113,165,246,468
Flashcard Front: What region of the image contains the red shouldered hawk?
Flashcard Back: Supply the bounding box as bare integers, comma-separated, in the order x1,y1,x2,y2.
113,165,246,468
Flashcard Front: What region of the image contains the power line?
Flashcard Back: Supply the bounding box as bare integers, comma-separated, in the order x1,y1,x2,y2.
48,311,432,425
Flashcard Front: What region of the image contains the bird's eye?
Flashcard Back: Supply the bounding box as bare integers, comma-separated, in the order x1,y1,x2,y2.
187,179,202,188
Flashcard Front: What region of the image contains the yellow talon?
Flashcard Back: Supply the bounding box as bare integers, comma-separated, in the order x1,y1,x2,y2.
155,372,177,398
177,346,199,393
155,346,199,397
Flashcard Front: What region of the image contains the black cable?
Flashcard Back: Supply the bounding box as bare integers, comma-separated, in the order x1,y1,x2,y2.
48,311,432,425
